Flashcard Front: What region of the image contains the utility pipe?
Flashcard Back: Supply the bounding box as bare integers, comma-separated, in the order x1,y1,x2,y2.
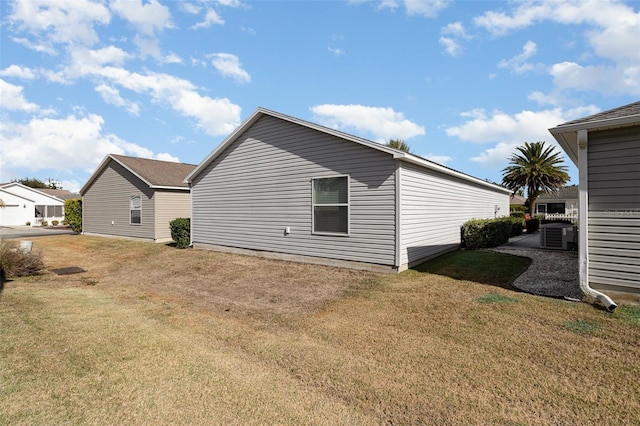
577,129,617,311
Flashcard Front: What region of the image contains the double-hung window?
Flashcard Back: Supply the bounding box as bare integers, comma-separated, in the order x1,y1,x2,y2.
312,176,349,235
130,195,142,224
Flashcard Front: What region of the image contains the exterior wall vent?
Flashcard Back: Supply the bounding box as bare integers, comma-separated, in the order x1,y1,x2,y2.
540,223,578,251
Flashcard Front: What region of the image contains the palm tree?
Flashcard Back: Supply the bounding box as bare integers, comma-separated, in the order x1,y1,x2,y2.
501,141,570,215
386,139,411,153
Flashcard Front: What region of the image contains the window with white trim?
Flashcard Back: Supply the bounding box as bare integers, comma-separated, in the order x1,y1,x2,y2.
130,195,142,224
312,176,349,235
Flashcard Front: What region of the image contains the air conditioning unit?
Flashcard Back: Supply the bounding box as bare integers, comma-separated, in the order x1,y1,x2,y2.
540,223,577,251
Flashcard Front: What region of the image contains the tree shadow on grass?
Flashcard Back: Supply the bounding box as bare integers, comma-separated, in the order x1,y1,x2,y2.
409,249,533,292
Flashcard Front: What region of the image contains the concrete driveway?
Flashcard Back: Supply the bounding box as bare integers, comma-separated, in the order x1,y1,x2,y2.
0,225,76,239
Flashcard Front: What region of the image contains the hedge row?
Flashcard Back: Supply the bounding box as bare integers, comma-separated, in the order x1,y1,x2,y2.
461,216,524,249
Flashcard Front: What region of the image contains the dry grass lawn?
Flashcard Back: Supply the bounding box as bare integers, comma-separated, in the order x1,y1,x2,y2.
1,235,639,425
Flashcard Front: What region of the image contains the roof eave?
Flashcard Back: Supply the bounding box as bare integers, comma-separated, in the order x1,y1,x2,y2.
549,113,640,167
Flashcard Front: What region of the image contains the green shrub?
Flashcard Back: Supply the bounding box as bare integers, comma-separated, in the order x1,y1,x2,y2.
505,216,524,237
510,205,527,213
64,198,82,233
510,211,525,219
0,239,45,278
461,218,511,248
52,220,59,226
25,221,31,226
41,220,48,227
525,218,540,233
169,218,191,249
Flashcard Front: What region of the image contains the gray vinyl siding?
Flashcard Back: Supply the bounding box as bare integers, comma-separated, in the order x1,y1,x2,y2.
154,191,191,241
399,162,509,267
587,126,640,293
83,161,155,240
191,115,397,266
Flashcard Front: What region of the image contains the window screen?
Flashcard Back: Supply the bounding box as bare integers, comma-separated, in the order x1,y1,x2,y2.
130,195,142,224
312,176,349,234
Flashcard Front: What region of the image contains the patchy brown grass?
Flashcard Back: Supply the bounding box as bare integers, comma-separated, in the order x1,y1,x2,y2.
1,235,639,425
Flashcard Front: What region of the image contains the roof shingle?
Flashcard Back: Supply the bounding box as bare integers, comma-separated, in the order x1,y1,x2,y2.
111,154,196,188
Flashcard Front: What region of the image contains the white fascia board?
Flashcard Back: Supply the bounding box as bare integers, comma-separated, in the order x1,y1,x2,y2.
2,183,63,204
549,113,640,167
148,185,190,191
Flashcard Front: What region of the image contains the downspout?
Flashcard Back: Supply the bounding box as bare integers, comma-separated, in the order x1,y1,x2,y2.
577,129,617,311
188,182,194,248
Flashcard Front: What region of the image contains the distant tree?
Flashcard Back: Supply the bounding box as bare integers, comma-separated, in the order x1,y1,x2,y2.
501,141,570,216
12,177,62,189
386,139,412,153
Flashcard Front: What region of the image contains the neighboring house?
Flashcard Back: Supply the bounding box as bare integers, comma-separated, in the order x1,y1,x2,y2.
81,154,196,243
0,182,65,226
186,108,511,272
534,185,579,216
549,100,640,295
509,194,526,209
38,188,80,200
0,188,35,226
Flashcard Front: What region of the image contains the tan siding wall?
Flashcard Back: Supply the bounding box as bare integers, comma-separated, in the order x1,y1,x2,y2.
191,115,397,266
154,191,191,241
399,162,510,267
588,126,640,293
83,161,155,240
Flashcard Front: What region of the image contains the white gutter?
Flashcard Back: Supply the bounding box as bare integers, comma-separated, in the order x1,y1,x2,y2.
577,129,617,311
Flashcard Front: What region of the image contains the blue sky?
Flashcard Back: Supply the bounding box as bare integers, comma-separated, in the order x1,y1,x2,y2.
1,0,638,192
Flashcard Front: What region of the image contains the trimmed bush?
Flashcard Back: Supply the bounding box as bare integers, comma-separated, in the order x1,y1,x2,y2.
461,218,511,248
25,221,31,226
525,218,540,233
52,220,59,226
510,205,527,213
510,211,525,219
169,218,190,249
64,198,82,233
41,220,48,227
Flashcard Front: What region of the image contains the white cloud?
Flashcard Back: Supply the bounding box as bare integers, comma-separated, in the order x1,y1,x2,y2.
0,65,37,80
474,0,640,96
95,83,140,116
0,79,39,112
9,36,57,55
550,61,640,95
192,9,225,29
59,46,242,136
0,114,158,174
497,40,540,74
328,46,346,56
8,0,111,46
445,106,600,166
109,0,173,35
179,3,201,15
210,53,251,83
133,36,162,59
441,21,468,38
161,52,183,64
310,104,425,142
404,0,451,17
424,154,452,164
439,37,462,57
155,152,180,162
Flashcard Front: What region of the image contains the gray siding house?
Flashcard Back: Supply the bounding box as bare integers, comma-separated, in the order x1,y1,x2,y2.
81,154,196,243
550,101,640,296
186,108,510,272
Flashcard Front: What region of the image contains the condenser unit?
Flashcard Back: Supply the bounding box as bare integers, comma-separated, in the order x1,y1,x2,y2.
540,223,577,251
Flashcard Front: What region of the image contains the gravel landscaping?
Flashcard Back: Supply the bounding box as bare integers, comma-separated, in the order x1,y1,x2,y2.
492,233,582,300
